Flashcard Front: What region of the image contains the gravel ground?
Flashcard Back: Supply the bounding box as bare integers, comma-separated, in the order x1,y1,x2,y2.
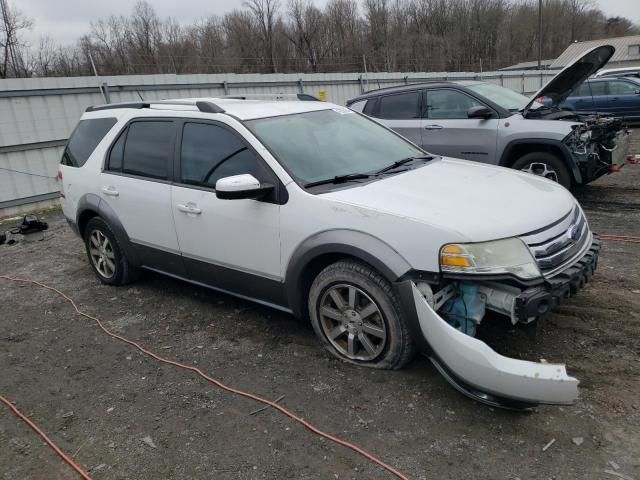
1,132,639,480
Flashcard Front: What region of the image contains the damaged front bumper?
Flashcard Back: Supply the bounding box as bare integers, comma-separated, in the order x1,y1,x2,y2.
396,281,579,409
394,236,601,409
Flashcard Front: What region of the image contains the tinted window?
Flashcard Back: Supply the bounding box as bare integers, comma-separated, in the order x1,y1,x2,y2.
589,82,607,96
377,92,420,119
180,123,261,188
608,80,638,95
121,121,173,179
62,117,117,167
427,89,484,119
108,130,125,171
573,83,591,96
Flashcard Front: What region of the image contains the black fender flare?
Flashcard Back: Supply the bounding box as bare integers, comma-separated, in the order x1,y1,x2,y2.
499,138,583,184
284,229,413,318
76,194,140,265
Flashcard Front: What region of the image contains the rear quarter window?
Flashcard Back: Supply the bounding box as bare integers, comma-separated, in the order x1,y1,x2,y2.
61,117,117,167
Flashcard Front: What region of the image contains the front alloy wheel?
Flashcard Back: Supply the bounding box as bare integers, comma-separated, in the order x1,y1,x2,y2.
318,283,387,361
308,260,415,369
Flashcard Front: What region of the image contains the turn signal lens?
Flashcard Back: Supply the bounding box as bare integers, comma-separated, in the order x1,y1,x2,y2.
440,254,472,268
440,244,472,268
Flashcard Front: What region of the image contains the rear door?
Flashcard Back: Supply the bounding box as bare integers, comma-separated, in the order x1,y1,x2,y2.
422,88,499,163
371,90,423,146
100,119,185,275
605,79,640,118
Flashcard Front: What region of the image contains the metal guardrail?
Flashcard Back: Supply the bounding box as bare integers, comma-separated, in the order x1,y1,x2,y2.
0,70,555,212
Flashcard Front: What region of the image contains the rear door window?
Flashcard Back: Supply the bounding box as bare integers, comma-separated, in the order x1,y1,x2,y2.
108,121,174,180
62,117,117,167
589,82,607,96
377,91,420,119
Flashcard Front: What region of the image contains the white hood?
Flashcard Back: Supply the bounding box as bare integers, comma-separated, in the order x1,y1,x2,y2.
324,158,576,242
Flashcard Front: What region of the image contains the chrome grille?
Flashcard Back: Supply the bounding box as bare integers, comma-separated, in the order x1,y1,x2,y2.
520,206,592,277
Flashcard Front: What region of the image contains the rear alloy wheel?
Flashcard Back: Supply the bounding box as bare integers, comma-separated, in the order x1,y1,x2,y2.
511,152,572,189
308,260,415,369
84,217,137,286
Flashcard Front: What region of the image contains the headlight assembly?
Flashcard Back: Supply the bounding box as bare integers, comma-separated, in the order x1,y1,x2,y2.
440,238,541,280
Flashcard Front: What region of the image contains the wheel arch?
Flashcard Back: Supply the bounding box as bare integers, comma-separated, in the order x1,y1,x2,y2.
499,139,582,184
285,230,413,319
76,194,140,265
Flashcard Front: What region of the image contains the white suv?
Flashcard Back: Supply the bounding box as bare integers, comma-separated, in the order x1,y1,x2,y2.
59,97,600,409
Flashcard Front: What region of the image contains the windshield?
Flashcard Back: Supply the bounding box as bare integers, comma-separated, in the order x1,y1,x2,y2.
466,83,543,111
245,108,423,185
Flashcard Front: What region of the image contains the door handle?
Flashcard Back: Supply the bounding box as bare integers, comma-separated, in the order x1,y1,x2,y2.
424,124,444,130
177,203,202,215
101,186,119,197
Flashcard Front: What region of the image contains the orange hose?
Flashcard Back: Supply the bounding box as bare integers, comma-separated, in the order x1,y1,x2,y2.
0,275,409,480
0,394,93,480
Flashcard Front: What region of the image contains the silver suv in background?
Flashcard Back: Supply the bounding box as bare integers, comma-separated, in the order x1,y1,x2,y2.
347,45,630,189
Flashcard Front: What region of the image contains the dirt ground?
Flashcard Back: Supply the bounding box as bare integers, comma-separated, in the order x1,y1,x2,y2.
1,133,639,480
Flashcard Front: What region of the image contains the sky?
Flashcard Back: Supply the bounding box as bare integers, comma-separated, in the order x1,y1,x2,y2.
13,0,640,48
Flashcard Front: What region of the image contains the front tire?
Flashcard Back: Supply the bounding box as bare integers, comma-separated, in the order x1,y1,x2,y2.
308,260,415,369
84,217,136,286
511,152,572,189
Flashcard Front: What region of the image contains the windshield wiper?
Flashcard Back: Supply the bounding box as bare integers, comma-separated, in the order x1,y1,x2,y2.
375,155,434,174
304,173,372,188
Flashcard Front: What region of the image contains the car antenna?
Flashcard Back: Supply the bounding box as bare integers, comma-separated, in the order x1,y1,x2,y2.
136,89,145,101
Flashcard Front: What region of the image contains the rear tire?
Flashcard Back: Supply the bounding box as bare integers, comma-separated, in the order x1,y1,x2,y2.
84,217,137,286
511,152,572,189
308,260,415,370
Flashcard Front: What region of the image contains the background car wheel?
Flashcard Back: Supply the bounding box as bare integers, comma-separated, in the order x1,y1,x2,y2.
308,259,415,370
84,217,137,286
511,152,572,189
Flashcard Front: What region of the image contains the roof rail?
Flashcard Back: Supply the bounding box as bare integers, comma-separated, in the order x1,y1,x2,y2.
221,93,320,101
86,100,226,114
85,102,149,112
195,101,226,113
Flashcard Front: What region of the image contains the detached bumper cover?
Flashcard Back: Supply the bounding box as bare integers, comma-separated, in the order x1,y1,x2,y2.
396,281,579,407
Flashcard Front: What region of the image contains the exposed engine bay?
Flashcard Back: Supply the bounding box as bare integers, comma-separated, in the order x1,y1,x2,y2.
525,107,630,183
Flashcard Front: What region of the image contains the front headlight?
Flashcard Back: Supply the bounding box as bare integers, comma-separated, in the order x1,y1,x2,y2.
440,238,541,280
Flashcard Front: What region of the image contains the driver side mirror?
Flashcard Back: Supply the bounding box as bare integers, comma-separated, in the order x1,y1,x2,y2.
215,174,274,200
467,105,494,119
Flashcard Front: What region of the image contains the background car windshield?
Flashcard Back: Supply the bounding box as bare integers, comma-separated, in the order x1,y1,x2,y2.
246,109,423,184
466,83,543,111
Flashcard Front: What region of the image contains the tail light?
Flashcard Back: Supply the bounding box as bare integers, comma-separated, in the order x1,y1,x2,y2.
57,170,65,198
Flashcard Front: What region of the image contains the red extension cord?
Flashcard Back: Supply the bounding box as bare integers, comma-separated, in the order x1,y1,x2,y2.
0,275,409,480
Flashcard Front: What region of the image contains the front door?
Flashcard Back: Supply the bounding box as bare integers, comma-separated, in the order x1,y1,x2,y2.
170,120,283,306
422,89,499,164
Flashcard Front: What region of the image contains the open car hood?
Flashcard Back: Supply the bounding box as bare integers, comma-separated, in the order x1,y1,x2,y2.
523,45,615,112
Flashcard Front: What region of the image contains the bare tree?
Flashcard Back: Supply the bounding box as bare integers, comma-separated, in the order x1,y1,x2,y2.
11,0,640,78
0,0,32,78
244,0,280,72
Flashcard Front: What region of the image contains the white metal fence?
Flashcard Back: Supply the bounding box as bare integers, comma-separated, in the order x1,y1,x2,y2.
0,70,555,213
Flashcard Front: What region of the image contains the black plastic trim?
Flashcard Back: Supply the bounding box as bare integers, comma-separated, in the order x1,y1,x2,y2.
284,230,413,317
